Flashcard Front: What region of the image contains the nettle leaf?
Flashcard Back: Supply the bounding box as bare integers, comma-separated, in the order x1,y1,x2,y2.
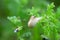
28,7,40,16
46,2,55,15
7,16,21,26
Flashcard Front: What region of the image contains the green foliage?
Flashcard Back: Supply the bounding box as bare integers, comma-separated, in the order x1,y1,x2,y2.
0,0,60,40
7,2,59,40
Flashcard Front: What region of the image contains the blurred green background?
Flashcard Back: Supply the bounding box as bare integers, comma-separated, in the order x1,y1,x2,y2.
0,0,60,40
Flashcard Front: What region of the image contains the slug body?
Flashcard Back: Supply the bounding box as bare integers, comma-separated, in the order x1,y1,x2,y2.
28,16,42,27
